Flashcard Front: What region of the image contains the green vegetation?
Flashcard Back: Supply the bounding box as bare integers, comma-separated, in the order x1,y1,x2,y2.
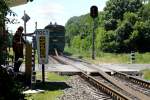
142,69,150,80
65,46,150,64
0,0,17,65
65,0,150,54
25,72,69,100
36,72,69,81
0,1,25,100
26,91,63,100
0,66,25,100
0,0,9,64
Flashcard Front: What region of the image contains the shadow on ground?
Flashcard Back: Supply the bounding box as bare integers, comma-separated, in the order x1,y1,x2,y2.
63,52,72,56
32,81,71,91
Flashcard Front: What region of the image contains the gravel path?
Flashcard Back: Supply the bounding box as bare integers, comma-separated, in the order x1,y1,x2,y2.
58,75,112,100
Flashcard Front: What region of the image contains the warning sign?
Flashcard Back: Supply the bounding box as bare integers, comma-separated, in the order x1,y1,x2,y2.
39,36,46,58
35,29,49,64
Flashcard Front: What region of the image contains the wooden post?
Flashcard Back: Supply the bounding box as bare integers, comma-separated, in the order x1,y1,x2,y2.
25,42,32,87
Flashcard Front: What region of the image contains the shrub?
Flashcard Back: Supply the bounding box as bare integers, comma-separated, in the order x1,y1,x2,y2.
0,66,25,100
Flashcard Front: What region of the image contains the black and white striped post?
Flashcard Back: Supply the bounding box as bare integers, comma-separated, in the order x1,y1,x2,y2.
31,36,36,83
130,51,135,64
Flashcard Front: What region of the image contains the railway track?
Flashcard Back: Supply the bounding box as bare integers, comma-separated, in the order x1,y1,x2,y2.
80,61,150,97
77,61,150,97
51,55,150,100
111,74,150,96
64,56,150,90
98,66,150,96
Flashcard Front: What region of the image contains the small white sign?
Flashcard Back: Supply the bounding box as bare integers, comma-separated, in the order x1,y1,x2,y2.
35,29,49,64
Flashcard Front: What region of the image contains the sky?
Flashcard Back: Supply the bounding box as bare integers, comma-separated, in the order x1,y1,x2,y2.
6,0,108,33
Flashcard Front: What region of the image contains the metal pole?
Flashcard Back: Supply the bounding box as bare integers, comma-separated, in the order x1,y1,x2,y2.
24,10,26,40
35,22,37,30
42,64,45,83
92,18,96,60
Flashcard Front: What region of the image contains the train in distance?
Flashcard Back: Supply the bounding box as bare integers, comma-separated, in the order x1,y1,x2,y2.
44,22,65,55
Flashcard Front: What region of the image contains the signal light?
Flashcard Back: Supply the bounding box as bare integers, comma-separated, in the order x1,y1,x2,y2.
90,6,98,18
27,0,33,2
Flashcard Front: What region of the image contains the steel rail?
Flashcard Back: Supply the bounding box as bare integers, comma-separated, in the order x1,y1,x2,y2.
80,72,131,100
81,62,150,100
113,71,150,89
51,56,140,100
65,56,150,89
59,56,150,100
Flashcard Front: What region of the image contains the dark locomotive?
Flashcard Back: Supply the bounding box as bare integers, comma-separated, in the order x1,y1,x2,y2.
45,22,65,54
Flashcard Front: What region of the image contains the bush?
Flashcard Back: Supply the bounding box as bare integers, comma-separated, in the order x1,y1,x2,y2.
0,66,25,100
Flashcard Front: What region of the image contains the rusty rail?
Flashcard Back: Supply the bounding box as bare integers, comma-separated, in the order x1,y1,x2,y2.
65,55,150,89
52,56,150,100
113,72,150,89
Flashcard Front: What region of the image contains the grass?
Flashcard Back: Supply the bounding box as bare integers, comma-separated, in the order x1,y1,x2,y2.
8,46,150,64
65,47,150,80
25,72,70,100
142,69,150,80
64,47,150,64
25,91,63,100
36,72,69,82
88,53,129,64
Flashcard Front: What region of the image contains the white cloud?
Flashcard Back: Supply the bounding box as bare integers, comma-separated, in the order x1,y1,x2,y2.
37,3,65,15
7,0,108,33
7,2,66,33
27,2,66,31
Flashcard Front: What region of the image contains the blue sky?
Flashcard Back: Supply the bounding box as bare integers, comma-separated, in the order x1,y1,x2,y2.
7,0,108,33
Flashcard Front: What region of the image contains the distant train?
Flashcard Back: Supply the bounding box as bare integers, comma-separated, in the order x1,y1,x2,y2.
45,22,65,55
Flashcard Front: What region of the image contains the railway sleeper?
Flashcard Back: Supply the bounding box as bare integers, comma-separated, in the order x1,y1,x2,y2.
114,72,150,89
130,78,150,89
80,73,130,100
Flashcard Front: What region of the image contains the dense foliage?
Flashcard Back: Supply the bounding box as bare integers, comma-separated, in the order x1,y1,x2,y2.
65,0,150,53
0,0,10,64
0,66,24,100
0,0,18,64
0,1,25,100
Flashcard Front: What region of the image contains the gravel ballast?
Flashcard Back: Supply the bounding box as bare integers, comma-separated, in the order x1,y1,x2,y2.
58,75,112,100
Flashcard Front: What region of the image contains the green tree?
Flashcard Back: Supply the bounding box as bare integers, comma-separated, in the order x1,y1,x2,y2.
95,27,106,50
65,15,93,46
99,30,118,52
0,1,25,99
65,0,150,53
70,35,82,52
133,21,150,52
65,16,80,46
139,2,150,20
104,0,142,20
104,19,117,31
123,12,138,24
0,0,10,65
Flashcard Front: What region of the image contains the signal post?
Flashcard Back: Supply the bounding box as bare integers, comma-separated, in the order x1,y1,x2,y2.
90,6,98,60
